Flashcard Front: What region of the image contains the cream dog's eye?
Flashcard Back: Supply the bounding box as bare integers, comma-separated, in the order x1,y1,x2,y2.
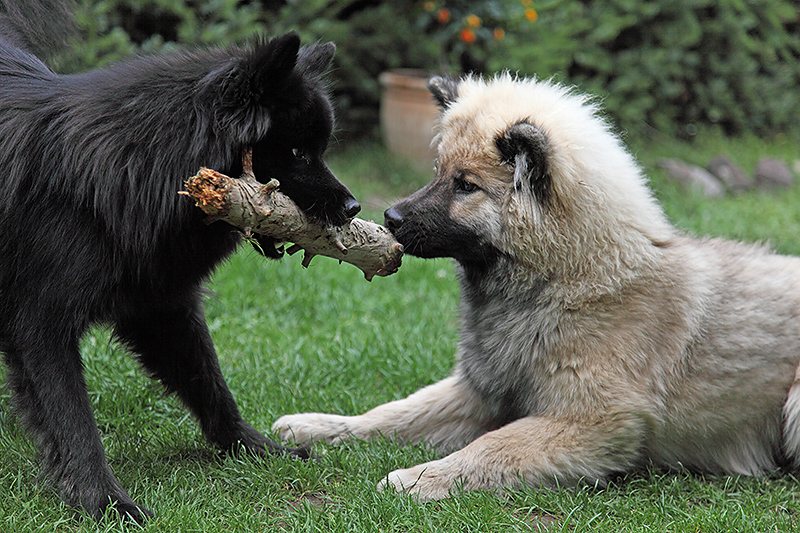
455,177,479,193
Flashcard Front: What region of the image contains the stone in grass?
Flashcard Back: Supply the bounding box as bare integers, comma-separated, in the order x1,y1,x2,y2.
707,155,752,193
658,158,725,197
754,158,794,190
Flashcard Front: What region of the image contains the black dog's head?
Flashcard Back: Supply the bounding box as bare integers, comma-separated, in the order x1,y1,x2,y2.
209,33,359,241
200,32,360,257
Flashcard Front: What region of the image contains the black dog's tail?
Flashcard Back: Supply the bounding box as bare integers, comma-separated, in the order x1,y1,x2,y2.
0,0,74,58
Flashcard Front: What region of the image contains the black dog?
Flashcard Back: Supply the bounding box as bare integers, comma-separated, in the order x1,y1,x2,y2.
0,1,359,523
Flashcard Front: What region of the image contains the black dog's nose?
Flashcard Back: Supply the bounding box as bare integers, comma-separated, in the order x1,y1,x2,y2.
344,197,361,219
384,206,404,232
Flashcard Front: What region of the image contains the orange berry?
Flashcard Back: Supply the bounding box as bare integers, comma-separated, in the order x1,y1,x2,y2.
466,14,481,28
436,7,451,24
525,8,538,22
494,27,505,40
460,27,476,43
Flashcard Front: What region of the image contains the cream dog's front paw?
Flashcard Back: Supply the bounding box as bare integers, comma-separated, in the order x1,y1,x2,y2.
377,459,457,501
271,413,355,446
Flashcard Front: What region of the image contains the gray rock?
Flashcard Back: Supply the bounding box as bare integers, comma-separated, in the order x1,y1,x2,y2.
658,158,725,197
707,155,752,193
754,158,794,189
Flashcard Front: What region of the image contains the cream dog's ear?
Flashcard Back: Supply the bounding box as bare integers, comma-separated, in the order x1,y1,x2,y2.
428,76,459,110
496,121,550,203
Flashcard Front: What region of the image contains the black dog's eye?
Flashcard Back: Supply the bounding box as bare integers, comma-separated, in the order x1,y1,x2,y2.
455,177,479,193
292,148,309,163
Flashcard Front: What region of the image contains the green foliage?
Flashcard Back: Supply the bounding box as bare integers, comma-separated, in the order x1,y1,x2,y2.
51,0,267,72
269,0,800,138
502,0,800,138
265,0,434,140
46,1,800,140
407,0,536,74
52,0,437,139
262,0,541,139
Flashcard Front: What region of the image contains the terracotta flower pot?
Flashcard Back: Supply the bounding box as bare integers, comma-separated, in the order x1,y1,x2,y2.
379,69,440,172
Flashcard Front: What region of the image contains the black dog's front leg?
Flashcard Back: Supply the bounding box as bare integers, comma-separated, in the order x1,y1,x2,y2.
3,334,152,523
113,293,310,459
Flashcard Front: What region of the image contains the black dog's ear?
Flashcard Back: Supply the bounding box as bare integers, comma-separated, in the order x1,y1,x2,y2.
428,76,459,110
296,41,336,77
253,32,300,85
496,121,550,203
235,32,301,104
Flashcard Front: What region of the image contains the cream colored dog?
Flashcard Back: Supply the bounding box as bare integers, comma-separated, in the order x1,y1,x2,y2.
273,74,800,500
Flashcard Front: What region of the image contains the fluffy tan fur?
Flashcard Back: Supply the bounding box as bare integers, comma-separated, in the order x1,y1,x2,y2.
273,74,800,500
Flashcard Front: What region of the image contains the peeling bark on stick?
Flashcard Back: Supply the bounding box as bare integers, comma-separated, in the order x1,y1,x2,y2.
180,150,403,281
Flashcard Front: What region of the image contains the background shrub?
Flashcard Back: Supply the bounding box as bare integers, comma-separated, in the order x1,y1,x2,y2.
52,0,268,71
263,0,437,140
50,0,800,140
502,0,800,138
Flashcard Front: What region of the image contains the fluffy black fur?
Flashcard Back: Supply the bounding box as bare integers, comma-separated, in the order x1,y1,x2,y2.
0,1,359,523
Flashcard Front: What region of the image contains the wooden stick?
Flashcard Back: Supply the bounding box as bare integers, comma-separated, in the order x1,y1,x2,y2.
180,149,403,281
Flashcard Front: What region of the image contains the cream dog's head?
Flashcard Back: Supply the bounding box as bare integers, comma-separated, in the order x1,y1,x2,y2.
385,74,675,297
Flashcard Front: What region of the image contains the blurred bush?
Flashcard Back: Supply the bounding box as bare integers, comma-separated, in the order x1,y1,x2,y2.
51,0,800,140
264,0,436,140
52,0,268,70
503,0,800,138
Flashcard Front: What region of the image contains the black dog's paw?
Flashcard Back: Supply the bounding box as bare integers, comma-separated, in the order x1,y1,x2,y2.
231,422,316,461
63,476,153,524
269,441,317,461
101,498,154,525
285,444,316,461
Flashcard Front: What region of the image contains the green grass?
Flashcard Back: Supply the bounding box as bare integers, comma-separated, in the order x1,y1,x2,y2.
2,137,800,531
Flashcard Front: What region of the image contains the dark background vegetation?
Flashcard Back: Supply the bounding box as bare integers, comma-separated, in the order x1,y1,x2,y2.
51,0,800,143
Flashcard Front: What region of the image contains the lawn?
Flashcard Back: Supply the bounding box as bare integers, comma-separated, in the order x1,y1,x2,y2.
1,135,800,532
